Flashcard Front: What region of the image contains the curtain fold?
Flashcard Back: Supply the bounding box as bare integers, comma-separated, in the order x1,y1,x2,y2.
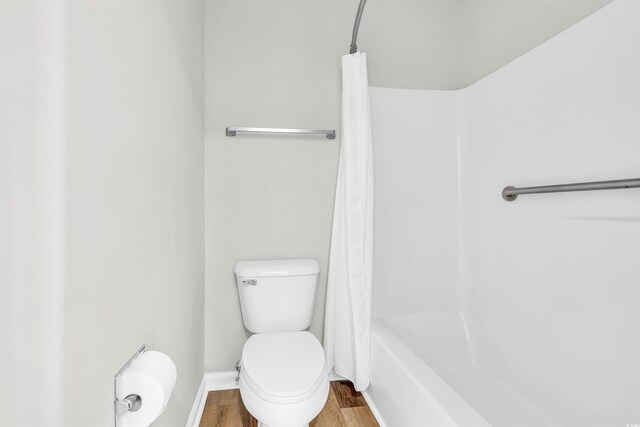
323,52,374,392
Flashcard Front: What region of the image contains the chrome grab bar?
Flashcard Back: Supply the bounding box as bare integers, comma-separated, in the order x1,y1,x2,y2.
502,178,640,201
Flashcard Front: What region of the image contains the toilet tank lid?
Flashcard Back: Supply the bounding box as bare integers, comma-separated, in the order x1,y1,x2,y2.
234,259,319,277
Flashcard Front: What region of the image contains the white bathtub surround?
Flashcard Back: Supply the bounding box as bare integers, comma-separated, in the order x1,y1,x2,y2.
461,2,640,424
324,52,375,392
368,1,640,426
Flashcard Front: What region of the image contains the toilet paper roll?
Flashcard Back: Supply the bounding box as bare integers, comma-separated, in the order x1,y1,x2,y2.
117,351,177,427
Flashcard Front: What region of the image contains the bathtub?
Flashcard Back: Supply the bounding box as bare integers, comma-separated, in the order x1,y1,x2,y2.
367,313,566,427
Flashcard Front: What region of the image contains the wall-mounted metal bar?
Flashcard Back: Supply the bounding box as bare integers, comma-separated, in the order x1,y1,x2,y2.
349,0,368,54
226,127,336,140
502,178,640,201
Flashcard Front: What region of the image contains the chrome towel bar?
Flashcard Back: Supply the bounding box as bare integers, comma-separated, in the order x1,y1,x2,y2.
226,127,336,140
502,178,640,201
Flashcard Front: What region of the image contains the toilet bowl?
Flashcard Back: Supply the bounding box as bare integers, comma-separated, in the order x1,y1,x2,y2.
234,259,329,427
239,331,329,427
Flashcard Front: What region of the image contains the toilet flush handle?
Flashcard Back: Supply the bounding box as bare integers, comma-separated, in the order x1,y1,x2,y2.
243,279,257,286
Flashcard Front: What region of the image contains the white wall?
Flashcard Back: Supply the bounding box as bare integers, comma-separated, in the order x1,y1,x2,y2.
458,0,612,87
204,0,344,372
1,2,204,426
1,3,67,424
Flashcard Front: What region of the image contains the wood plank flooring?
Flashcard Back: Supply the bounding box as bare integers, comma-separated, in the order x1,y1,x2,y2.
199,380,379,427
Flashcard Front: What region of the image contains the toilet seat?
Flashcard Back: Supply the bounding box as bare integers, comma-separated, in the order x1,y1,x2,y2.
241,331,327,404
239,331,330,427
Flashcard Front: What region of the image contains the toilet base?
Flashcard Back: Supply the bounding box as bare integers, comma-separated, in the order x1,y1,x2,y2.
239,372,329,427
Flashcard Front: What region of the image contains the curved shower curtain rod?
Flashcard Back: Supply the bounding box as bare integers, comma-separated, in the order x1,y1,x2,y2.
349,0,368,54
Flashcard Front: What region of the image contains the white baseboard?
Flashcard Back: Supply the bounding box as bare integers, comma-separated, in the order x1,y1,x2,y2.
185,371,238,427
185,375,207,427
204,370,239,391
186,370,386,427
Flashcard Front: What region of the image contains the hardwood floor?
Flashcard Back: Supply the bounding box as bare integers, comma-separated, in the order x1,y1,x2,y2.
199,388,256,427
199,381,379,427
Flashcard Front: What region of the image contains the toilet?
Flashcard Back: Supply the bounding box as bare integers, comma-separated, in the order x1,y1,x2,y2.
234,259,330,427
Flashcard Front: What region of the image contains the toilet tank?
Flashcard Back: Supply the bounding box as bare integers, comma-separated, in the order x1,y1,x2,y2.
234,259,320,334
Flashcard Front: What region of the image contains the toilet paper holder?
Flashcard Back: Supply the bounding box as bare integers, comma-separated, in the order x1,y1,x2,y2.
114,344,146,425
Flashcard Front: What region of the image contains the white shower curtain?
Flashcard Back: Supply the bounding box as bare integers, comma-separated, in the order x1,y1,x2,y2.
324,52,374,392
